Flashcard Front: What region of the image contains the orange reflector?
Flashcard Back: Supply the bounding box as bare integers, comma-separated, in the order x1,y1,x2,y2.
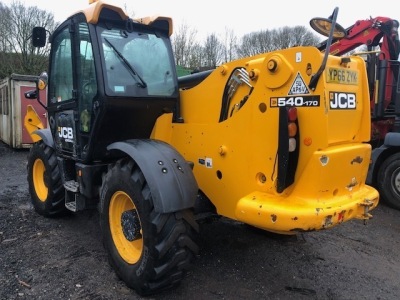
288,122,297,137
303,137,312,146
287,107,297,122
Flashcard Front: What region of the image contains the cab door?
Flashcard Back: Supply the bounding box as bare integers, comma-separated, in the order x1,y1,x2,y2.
47,17,97,160
47,20,77,156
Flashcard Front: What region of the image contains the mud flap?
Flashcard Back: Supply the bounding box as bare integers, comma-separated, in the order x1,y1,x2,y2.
107,139,198,213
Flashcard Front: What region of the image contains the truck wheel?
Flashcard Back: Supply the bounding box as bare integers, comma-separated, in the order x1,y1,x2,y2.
99,158,199,296
27,141,66,216
377,153,400,210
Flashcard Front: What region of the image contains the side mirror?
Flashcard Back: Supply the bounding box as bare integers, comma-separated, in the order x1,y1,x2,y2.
25,71,48,110
32,27,47,47
309,16,347,39
308,7,344,90
25,90,37,99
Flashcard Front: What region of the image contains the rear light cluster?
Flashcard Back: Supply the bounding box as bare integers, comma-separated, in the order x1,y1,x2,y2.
287,107,298,152
276,106,299,193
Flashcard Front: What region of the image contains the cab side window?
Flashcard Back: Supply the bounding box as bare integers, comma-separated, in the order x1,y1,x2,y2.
78,23,97,133
49,26,73,103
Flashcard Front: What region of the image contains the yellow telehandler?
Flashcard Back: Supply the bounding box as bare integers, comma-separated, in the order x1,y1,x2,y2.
24,1,378,295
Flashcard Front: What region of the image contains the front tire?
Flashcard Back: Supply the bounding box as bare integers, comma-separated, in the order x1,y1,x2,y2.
377,153,400,210
99,158,199,296
27,141,66,216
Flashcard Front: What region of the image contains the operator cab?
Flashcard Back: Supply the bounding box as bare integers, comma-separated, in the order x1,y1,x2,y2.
31,1,179,163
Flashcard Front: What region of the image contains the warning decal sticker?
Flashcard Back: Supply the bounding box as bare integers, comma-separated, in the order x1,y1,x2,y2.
288,72,310,95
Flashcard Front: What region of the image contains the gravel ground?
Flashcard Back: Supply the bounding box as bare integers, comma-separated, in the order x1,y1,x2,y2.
1,141,400,300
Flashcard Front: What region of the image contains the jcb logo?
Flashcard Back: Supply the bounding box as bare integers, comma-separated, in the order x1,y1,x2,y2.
329,92,356,109
58,127,74,139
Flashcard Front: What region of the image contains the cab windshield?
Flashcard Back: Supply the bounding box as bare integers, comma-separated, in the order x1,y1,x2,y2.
98,23,177,97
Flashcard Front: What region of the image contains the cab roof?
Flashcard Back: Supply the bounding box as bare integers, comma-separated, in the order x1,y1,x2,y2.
75,0,173,36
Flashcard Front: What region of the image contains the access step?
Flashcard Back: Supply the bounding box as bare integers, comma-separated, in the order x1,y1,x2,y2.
64,180,85,212
64,180,79,192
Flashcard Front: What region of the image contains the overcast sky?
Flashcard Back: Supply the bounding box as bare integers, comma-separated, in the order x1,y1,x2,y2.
2,0,400,40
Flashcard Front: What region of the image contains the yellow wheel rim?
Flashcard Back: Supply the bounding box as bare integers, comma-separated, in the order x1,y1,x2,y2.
33,159,48,202
109,191,143,264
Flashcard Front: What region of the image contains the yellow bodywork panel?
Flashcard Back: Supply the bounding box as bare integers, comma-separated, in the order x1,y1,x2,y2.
24,105,44,142
151,46,379,234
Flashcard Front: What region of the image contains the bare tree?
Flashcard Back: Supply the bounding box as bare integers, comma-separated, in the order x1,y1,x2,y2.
203,33,224,68
221,27,238,63
187,44,204,70
0,0,57,78
272,27,292,49
237,26,320,59
273,26,320,49
237,30,275,58
0,3,11,53
291,25,321,46
172,22,198,68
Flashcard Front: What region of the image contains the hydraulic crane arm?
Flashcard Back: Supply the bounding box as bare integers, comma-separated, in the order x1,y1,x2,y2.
316,16,400,60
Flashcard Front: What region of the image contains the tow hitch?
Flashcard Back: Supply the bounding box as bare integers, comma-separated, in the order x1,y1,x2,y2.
359,199,375,225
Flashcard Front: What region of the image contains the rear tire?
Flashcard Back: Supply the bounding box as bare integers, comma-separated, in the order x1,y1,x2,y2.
377,153,400,210
27,141,66,216
99,158,199,296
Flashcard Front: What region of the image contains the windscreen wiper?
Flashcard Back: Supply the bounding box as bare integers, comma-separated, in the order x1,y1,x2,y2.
104,38,147,88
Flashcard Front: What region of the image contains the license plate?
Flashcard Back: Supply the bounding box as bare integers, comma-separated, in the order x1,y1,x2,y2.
326,68,358,85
